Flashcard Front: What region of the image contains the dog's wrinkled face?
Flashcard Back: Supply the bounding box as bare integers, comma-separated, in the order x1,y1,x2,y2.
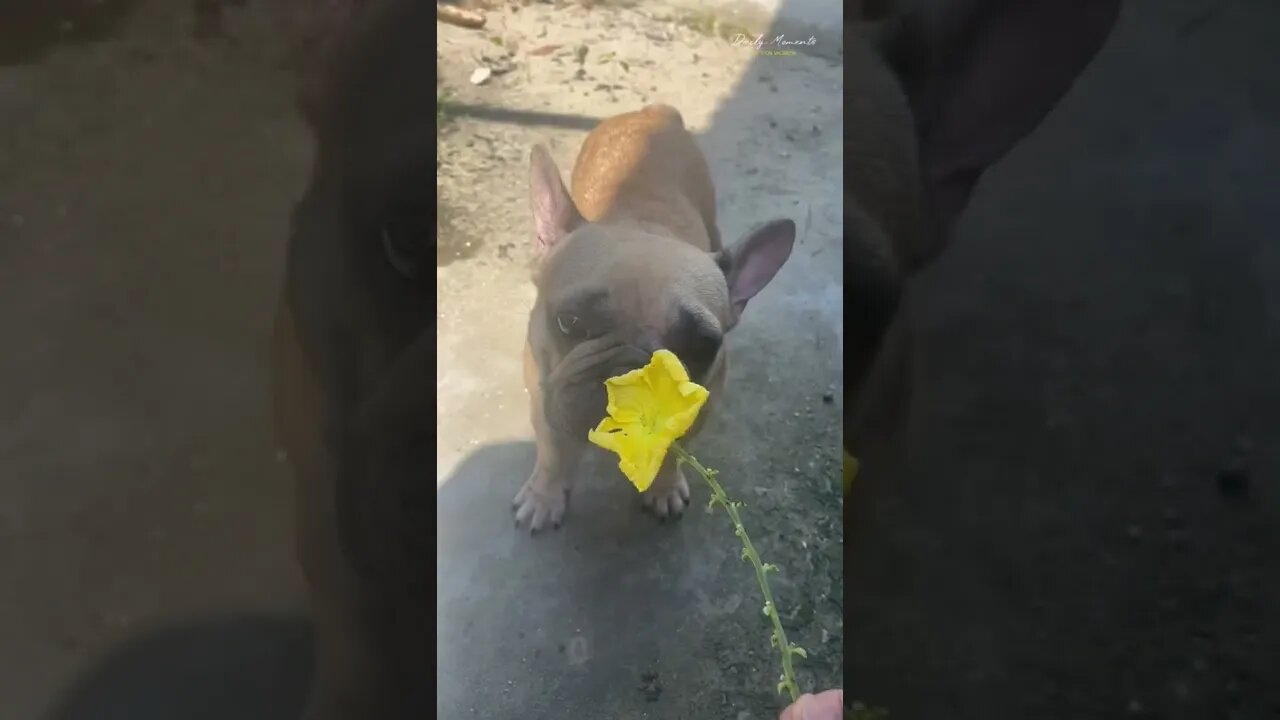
526,144,795,439
533,227,732,437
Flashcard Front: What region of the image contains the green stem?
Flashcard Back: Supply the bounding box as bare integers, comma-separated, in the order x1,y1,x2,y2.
671,442,801,703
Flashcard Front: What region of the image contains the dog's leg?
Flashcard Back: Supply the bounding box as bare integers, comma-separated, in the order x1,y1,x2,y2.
514,402,584,532
513,342,583,532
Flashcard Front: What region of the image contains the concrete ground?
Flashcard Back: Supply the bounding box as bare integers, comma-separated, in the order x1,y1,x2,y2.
849,0,1280,718
434,2,843,718
0,1,843,719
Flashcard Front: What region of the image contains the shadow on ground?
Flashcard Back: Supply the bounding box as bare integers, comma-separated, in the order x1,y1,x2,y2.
437,441,766,717
442,103,604,131
43,613,312,720
437,436,841,720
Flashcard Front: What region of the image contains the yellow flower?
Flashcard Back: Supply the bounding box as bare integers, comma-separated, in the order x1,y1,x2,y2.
587,349,710,492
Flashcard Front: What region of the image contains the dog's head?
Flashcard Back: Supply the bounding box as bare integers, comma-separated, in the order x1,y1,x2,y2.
525,145,795,439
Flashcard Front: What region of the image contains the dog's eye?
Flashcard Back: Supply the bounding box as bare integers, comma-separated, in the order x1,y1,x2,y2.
556,313,582,336
381,221,424,280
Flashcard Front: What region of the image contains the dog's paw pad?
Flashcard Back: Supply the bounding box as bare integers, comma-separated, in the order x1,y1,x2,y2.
513,478,568,534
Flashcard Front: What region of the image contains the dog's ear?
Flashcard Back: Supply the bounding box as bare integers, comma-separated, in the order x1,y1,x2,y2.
884,0,1121,264
716,219,796,325
529,145,584,254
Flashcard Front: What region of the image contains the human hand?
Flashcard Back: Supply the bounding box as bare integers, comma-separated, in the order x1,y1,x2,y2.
779,689,844,720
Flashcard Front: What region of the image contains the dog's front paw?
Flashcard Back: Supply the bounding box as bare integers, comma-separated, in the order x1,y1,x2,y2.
642,467,690,521
513,474,568,534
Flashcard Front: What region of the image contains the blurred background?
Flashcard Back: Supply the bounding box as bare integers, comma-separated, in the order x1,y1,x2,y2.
1,1,312,718
849,0,1280,717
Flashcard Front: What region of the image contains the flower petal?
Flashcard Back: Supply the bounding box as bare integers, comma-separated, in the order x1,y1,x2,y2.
603,366,647,390
587,417,626,452
614,430,668,491
603,381,653,425
587,349,711,493
663,390,708,436
653,349,692,383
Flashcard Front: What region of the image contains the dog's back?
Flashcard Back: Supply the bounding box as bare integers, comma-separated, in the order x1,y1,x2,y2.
569,104,722,252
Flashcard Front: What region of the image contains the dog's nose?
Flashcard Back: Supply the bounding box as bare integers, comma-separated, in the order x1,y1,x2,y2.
616,343,660,375
635,336,663,354
610,345,652,378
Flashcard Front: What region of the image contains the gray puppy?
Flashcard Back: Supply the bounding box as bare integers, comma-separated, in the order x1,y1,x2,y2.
514,104,796,532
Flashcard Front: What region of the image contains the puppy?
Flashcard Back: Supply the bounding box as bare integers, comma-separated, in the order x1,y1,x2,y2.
513,105,796,533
